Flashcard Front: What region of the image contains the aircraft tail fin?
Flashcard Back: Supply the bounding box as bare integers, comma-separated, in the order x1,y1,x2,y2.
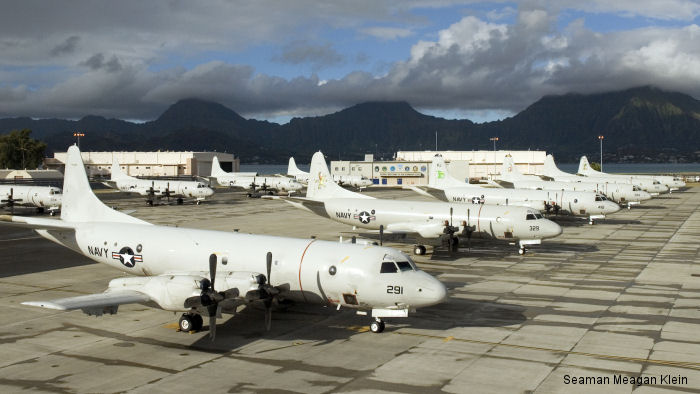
499,155,527,181
287,157,307,177
578,156,599,175
429,155,467,189
544,154,569,176
307,152,372,200
211,156,228,177
63,145,149,224
110,159,133,181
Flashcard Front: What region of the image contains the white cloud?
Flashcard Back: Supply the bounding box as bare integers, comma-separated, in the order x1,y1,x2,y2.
1,2,700,121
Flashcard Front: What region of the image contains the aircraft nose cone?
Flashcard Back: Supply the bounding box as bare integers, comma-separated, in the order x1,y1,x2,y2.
605,201,621,214
205,188,214,196
546,219,563,238
416,272,447,307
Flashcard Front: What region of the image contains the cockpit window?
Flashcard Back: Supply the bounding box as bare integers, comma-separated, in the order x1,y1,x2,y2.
396,261,413,271
526,213,536,220
595,195,607,201
380,262,398,273
535,213,543,219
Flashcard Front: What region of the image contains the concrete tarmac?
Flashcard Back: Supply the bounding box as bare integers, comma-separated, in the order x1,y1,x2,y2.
1,187,700,393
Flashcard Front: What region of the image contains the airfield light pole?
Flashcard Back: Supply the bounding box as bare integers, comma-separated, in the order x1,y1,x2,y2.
74,132,85,149
490,137,499,176
598,135,604,171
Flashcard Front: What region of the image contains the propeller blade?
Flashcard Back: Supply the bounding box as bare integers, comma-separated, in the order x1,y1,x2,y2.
450,207,453,227
209,253,217,290
379,225,384,246
209,315,216,340
266,252,272,285
265,300,272,331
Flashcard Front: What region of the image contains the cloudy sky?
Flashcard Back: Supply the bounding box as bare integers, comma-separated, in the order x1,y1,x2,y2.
2,0,700,123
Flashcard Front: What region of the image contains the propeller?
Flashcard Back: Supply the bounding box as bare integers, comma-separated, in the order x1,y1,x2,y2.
379,224,384,246
2,187,16,214
163,182,172,202
183,254,239,340
250,177,258,192
245,252,282,331
146,181,156,206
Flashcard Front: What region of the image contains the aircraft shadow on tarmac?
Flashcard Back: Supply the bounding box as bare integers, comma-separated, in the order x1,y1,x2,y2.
183,294,526,351
549,216,643,227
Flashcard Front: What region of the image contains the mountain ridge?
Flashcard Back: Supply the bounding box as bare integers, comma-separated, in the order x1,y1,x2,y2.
1,86,699,163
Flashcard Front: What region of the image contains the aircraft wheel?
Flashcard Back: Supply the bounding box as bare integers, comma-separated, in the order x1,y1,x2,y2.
370,319,385,333
179,314,194,332
147,200,153,206
518,248,526,255
191,314,204,331
50,211,56,216
413,245,426,255
196,200,201,205
177,198,184,205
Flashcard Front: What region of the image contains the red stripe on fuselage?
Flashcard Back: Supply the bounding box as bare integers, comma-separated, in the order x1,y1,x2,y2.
298,239,317,303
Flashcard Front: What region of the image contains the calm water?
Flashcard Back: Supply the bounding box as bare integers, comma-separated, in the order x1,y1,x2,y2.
242,163,700,175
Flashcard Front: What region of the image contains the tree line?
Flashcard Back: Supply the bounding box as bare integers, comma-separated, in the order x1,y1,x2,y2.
0,129,46,169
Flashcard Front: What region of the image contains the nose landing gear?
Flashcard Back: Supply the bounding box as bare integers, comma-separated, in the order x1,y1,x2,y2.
369,317,385,333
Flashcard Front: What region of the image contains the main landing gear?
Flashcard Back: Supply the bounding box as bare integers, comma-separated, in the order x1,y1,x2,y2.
369,317,385,333
413,245,427,255
518,246,527,255
178,313,204,332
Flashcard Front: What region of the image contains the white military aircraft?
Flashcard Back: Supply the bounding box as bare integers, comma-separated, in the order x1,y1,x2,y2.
541,154,652,206
578,156,674,193
288,157,373,188
106,160,214,205
0,184,62,215
494,156,649,206
411,155,620,224
3,145,446,335
276,152,562,255
212,156,303,195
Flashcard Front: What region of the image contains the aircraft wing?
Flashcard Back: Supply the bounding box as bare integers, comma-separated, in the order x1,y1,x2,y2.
22,290,151,316
403,186,448,201
0,215,76,230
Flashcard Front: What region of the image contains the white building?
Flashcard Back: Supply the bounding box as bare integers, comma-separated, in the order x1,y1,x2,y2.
330,150,547,187
45,151,238,177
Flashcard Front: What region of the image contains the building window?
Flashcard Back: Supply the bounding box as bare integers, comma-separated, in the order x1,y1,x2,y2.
375,166,380,172
145,166,151,169
335,167,339,171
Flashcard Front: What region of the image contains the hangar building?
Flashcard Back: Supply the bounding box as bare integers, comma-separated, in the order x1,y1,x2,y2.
44,151,238,177
330,150,547,187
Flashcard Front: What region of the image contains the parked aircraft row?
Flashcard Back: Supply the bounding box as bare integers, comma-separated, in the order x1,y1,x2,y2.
1,145,687,340
3,145,446,335
288,157,373,188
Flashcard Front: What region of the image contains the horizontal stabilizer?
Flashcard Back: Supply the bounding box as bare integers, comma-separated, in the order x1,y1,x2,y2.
22,290,151,316
404,186,448,201
0,215,76,230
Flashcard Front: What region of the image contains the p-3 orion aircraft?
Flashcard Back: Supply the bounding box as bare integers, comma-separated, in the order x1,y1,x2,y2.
409,155,620,224
275,151,562,255
1,145,446,336
540,154,652,207
578,156,676,193
0,184,62,215
212,156,303,195
288,157,373,189
105,159,214,205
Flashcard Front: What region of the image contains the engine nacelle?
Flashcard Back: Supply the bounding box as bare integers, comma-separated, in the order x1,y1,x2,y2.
107,271,263,312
